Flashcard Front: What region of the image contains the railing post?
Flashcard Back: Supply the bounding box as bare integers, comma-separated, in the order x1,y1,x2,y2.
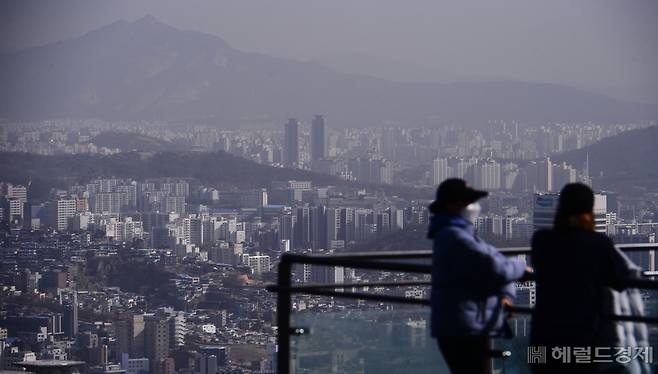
488,337,493,374
277,255,292,374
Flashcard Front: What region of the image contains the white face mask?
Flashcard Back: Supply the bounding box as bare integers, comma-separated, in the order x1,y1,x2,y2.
460,202,481,223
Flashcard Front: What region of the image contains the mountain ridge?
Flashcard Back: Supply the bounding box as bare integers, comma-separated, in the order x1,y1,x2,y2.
552,126,658,192
1,16,656,126
0,149,430,201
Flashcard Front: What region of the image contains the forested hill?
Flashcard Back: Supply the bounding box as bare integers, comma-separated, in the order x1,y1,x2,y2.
90,131,184,153
0,151,430,201
0,151,339,197
552,125,658,192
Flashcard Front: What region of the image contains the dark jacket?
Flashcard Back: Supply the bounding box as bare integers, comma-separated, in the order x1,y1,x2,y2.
530,228,633,347
428,214,526,337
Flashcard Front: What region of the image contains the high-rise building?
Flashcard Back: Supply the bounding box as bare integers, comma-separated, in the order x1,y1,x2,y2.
246,255,271,275
163,196,186,215
62,291,78,339
593,194,608,233
279,214,296,249
311,115,327,162
106,217,144,242
431,158,450,185
391,209,405,231
339,208,355,244
7,184,28,200
376,212,390,235
48,198,76,231
168,312,186,350
197,346,227,373
533,192,607,233
311,265,344,284
8,198,25,222
121,354,149,374
284,118,300,168
326,208,341,249
455,158,477,180
94,192,125,214
536,158,553,192
144,315,169,374
372,159,394,185
552,162,577,192
241,188,268,208
294,206,311,249
532,194,559,231
188,218,203,246
474,159,501,190
310,206,327,250
115,313,144,357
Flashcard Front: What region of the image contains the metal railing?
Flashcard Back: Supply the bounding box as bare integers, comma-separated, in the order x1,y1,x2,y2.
266,243,658,373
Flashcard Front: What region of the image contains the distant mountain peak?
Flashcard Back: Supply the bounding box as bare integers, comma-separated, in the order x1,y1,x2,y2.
81,16,175,40
128,14,176,32
0,17,655,125
136,15,159,24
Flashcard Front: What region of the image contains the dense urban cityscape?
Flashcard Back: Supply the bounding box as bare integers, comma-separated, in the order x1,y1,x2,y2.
1,1,658,374
1,117,657,373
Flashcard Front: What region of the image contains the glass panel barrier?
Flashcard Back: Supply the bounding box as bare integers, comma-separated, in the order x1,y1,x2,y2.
492,316,532,374
290,304,449,374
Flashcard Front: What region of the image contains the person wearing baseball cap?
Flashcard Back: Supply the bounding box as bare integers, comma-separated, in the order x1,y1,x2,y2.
427,178,530,374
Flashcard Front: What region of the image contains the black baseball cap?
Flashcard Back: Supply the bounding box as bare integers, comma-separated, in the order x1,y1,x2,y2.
428,178,488,213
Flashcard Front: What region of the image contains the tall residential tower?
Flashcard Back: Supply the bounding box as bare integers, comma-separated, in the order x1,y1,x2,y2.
284,118,300,168
311,115,327,162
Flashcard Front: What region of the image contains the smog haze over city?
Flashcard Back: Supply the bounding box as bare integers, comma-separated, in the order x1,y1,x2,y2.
0,1,657,373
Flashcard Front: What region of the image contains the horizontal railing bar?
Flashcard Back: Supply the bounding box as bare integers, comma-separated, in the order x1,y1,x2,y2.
280,253,432,273
498,247,533,255
282,244,658,266
270,276,658,295
616,243,658,251
278,287,430,306
508,305,533,314
608,315,658,324
499,244,658,255
306,250,433,259
508,306,658,324
281,292,658,325
624,278,658,289
267,280,431,291
268,277,658,295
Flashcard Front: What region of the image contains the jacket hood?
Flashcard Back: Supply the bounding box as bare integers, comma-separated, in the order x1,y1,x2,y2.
427,213,471,239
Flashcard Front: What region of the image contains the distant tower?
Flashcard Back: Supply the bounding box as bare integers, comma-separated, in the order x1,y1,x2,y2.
582,152,592,187
62,291,79,338
311,115,327,162
532,194,559,231
144,315,170,373
431,158,450,185
284,119,300,168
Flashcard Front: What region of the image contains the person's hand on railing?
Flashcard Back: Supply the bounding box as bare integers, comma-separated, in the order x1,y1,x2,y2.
501,297,514,310
521,266,535,281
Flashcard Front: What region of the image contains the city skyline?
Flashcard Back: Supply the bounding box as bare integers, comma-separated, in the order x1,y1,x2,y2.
1,2,657,374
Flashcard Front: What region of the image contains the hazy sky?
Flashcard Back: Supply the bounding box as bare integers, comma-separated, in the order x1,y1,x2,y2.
2,0,657,103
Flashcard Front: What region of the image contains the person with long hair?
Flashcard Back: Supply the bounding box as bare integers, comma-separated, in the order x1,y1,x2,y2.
530,183,634,373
